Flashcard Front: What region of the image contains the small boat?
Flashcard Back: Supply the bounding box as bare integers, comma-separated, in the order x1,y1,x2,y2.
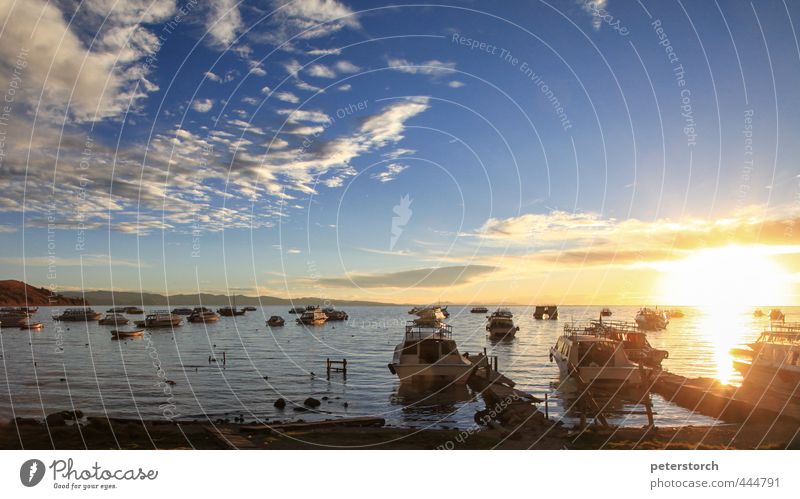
124,307,144,314
1,307,34,317
217,306,245,317
665,309,685,319
106,306,127,313
583,320,669,368
243,306,257,312
550,329,652,386
171,308,193,315
634,307,668,331
486,309,518,339
288,307,305,314
533,305,559,320
53,307,103,321
753,308,765,318
734,322,800,396
388,319,475,384
111,329,145,339
322,307,348,321
769,309,785,322
188,308,220,323
267,316,285,327
98,313,129,326
19,320,44,330
600,308,613,317
134,311,182,328
297,307,328,326
470,307,489,314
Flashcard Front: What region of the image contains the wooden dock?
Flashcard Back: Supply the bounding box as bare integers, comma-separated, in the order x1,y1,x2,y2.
653,371,800,423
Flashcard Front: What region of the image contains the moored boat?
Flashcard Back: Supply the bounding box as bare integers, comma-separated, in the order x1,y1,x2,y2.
188,308,220,323
769,309,785,322
753,308,765,318
288,307,305,314
387,319,475,385
322,307,348,321
600,308,613,317
582,320,669,368
470,306,489,314
550,328,652,386
124,307,144,314
734,322,800,397
635,307,668,331
533,305,559,320
665,308,685,319
217,306,245,317
134,311,182,328
296,307,327,326
243,306,257,312
267,316,285,327
486,309,518,339
19,320,44,330
106,307,127,313
171,308,193,315
53,307,103,321
111,329,145,339
98,313,129,326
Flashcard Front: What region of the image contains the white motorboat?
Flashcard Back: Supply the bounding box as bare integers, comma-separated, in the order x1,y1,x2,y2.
486,309,518,339
635,307,669,331
296,307,328,325
134,311,182,328
735,323,800,396
550,327,651,386
98,313,129,326
52,307,103,321
387,319,474,385
187,308,220,323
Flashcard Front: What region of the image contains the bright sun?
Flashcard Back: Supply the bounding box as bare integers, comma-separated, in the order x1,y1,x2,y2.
657,245,790,308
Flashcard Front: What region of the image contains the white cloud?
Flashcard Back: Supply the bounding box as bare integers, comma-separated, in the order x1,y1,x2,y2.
205,0,243,48
277,109,331,124
579,0,609,31
205,71,222,82
448,80,465,88
337,84,352,92
308,63,336,78
191,98,215,112
334,60,360,73
387,58,456,77
274,91,300,103
269,0,360,40
371,163,408,183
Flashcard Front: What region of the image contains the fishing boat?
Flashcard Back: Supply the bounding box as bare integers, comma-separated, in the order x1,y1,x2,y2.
753,308,765,318
124,307,144,315
267,316,285,327
296,307,328,326
634,307,669,331
111,329,145,339
583,320,668,368
106,306,127,313
486,309,519,339
98,313,129,326
171,308,193,315
187,308,220,323
769,309,785,322
0,309,31,327
387,317,474,385
243,306,257,312
533,305,559,320
19,320,44,330
665,309,685,318
53,307,103,321
470,306,489,314
550,328,651,386
734,323,800,397
288,307,305,314
322,307,349,321
134,311,182,328
217,306,245,317
600,308,613,317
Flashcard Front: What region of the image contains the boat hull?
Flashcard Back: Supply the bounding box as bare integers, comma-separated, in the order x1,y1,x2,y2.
389,363,473,385
734,360,800,397
551,347,648,385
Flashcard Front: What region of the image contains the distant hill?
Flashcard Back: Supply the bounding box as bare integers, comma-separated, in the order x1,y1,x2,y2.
61,289,404,307
0,280,86,306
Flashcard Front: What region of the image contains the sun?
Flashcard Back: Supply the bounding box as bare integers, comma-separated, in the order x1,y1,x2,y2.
656,245,790,308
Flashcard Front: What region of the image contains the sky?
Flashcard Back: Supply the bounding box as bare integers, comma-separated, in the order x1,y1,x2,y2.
0,0,798,305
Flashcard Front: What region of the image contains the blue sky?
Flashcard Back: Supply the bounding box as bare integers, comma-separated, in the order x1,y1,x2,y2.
0,0,798,304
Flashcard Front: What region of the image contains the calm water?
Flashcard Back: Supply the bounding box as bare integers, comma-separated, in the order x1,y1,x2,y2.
1,305,797,429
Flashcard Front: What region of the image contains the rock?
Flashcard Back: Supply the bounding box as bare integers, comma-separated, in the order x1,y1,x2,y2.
45,412,66,426
273,398,287,409
303,397,321,408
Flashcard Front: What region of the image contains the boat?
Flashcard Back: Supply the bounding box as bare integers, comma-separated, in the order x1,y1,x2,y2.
111,329,145,339
470,307,489,314
171,308,193,315
0,310,31,327
485,309,519,339
217,306,245,317
19,320,44,330
187,308,220,323
387,319,475,385
106,307,127,313
441,306,450,318
296,307,328,326
550,328,652,386
753,308,765,318
243,306,257,311
124,307,144,314
634,307,668,331
1,306,35,316
665,308,685,319
134,311,182,328
582,320,669,368
600,308,613,317
322,307,348,321
53,307,103,321
769,309,785,322
734,323,800,397
267,316,285,327
288,307,305,314
98,313,129,326
533,305,558,320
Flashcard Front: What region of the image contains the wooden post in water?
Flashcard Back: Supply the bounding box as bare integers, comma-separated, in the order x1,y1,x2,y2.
223,351,226,366
545,393,549,420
